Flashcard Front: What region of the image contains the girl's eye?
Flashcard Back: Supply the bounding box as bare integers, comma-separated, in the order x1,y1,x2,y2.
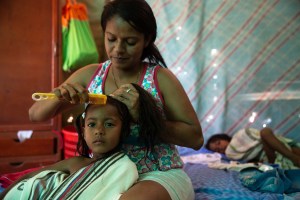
87,122,96,128
104,122,114,128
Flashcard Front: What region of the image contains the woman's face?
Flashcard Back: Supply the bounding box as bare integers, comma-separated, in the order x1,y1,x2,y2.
208,139,229,154
83,104,122,159
104,15,148,70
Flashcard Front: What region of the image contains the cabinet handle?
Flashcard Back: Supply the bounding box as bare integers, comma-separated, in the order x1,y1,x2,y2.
10,162,24,167
13,139,21,143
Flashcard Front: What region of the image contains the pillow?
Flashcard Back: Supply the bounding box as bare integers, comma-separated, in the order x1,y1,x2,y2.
176,146,231,161
176,146,214,156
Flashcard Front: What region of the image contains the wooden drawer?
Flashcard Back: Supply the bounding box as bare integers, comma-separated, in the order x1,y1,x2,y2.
0,131,62,174
0,157,60,174
0,138,56,157
0,131,59,157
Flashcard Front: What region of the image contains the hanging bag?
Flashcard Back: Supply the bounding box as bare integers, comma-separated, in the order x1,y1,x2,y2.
62,0,99,72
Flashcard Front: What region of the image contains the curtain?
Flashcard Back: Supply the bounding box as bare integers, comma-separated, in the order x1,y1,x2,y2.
147,0,300,141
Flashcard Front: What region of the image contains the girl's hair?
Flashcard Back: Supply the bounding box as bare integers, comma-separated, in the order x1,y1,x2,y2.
205,133,232,151
75,83,165,158
75,96,132,158
101,0,167,68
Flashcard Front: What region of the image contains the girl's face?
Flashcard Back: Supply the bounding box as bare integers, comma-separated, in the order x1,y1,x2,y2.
83,104,122,159
104,15,149,70
208,139,229,154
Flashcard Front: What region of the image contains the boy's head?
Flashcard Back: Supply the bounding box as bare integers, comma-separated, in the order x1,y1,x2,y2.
205,134,232,154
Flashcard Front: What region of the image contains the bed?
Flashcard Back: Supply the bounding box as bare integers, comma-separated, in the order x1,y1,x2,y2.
2,147,300,199
178,146,300,200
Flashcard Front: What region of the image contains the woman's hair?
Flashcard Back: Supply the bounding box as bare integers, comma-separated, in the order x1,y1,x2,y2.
75,96,132,158
205,133,232,151
75,83,165,158
101,0,167,68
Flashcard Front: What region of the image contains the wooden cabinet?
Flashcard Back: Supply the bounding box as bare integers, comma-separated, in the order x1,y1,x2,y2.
0,131,61,174
0,0,62,174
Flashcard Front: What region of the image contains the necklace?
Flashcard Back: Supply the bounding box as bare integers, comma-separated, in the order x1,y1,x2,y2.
112,67,141,89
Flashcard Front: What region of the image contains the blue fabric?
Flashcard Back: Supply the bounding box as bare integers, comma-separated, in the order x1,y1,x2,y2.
183,163,300,200
239,167,300,194
177,146,214,156
0,184,5,193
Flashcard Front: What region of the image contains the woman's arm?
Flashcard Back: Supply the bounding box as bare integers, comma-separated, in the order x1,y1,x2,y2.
157,68,203,150
29,64,99,122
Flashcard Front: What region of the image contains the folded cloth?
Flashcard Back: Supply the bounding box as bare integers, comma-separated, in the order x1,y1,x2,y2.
181,153,222,164
239,167,300,194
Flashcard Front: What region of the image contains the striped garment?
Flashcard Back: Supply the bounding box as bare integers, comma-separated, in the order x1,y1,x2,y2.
4,152,138,200
225,128,263,161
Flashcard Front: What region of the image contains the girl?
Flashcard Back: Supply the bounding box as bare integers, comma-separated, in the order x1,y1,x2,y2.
2,83,164,200
29,0,203,199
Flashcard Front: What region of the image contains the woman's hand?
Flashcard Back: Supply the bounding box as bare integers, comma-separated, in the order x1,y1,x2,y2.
29,64,98,122
52,82,89,104
110,84,140,122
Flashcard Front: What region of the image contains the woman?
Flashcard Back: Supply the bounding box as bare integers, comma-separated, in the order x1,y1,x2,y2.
29,0,203,199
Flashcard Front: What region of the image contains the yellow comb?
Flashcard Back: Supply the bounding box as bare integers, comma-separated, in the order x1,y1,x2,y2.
32,93,107,104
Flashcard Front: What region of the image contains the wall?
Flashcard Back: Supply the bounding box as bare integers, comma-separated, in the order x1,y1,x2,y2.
146,0,300,142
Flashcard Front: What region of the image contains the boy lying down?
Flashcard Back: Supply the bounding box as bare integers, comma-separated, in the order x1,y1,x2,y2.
206,127,300,169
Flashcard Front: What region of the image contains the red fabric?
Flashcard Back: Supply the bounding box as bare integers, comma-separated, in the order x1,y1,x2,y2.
0,167,41,188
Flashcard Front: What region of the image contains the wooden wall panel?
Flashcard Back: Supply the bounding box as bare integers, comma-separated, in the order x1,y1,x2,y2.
0,0,61,132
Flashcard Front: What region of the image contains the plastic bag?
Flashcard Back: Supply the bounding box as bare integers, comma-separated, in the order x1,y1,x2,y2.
62,0,99,72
